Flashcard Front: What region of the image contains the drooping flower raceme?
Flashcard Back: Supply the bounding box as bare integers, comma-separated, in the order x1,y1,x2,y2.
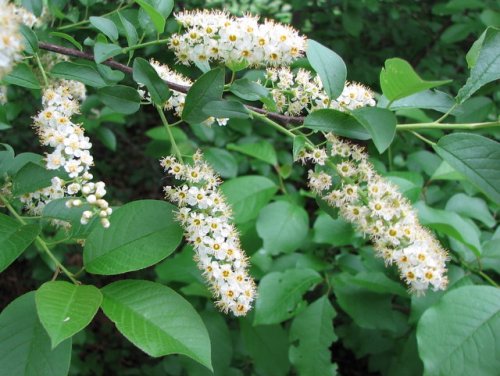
305,134,449,294
264,67,376,116
161,151,256,316
0,0,25,79
170,10,306,67
143,59,228,126
24,83,111,227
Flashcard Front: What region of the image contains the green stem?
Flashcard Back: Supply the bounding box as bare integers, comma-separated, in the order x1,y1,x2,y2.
58,3,131,30
156,106,183,162
397,120,500,130
0,194,78,284
435,103,458,123
411,131,436,146
122,38,170,53
35,54,49,87
250,110,297,139
478,270,499,288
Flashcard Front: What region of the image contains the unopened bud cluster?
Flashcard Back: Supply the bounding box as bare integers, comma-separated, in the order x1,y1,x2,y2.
170,10,306,67
161,151,256,316
27,83,111,228
265,67,376,116
305,135,449,294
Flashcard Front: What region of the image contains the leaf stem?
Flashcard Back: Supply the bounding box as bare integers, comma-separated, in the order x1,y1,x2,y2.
35,53,49,87
397,120,500,130
156,105,183,162
122,38,170,53
57,2,131,31
410,131,436,146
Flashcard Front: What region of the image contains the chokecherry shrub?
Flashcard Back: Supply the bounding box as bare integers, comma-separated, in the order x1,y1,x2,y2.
0,1,498,375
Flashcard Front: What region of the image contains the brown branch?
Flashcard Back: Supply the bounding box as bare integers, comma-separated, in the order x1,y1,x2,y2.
38,42,304,125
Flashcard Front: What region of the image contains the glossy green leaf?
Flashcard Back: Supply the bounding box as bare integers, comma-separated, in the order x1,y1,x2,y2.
307,39,347,99
35,281,102,348
312,213,356,247
89,16,119,41
97,85,141,114
380,58,452,101
93,42,122,64
20,25,38,54
445,193,495,228
0,213,39,273
304,109,371,140
101,280,212,370
352,107,397,153
230,78,270,101
118,12,138,48
22,0,43,16
457,27,500,103
289,296,338,376
417,285,500,376
182,67,225,124
256,201,309,255
132,57,171,106
221,176,277,224
135,0,166,33
377,90,457,114
0,292,72,376
254,268,322,325
83,200,183,274
97,125,117,151
203,100,249,119
240,319,290,376
49,31,83,51
51,61,107,88
434,133,500,203
3,64,40,90
227,141,277,165
204,147,238,178
12,162,62,196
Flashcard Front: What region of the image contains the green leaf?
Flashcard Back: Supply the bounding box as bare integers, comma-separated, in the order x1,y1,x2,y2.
256,201,309,255
101,280,212,370
203,100,249,119
312,213,356,247
415,202,482,256
0,292,72,376
182,68,225,124
293,135,307,161
83,200,183,274
134,0,166,33
132,57,171,106
466,29,487,68
12,162,62,196
307,39,347,99
35,281,102,348
434,133,500,203
380,58,452,101
42,198,97,239
240,319,290,376
94,42,122,64
0,213,39,273
349,271,408,297
227,141,277,165
152,0,174,18
22,0,43,16
304,109,371,140
289,296,338,376
221,176,277,224
89,16,119,41
97,85,141,114
352,107,397,153
51,61,107,88
230,78,270,101
445,193,495,228
417,285,500,376
118,12,138,48
254,268,322,325
20,25,38,54
155,245,203,284
49,31,83,51
204,147,238,178
3,64,40,90
377,90,457,114
457,27,500,104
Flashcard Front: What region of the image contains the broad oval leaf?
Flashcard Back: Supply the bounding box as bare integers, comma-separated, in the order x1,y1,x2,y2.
89,16,119,41
132,58,171,106
352,107,397,153
0,213,39,273
204,147,238,178
227,140,277,165
35,282,102,348
220,176,278,224
203,100,249,119
417,285,500,376
3,64,40,90
93,42,122,64
51,62,107,88
12,162,62,196
230,78,270,101
256,201,309,255
182,68,225,124
100,280,212,370
434,133,500,203
254,268,322,325
304,109,370,140
135,0,166,33
97,85,141,114
380,58,452,101
307,39,347,99
20,24,38,54
83,200,183,275
0,292,72,376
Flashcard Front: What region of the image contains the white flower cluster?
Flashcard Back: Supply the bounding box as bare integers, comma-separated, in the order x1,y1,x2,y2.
305,134,449,294
19,177,65,216
170,10,306,67
12,5,38,28
143,59,228,126
0,0,25,79
29,83,111,227
265,67,376,115
161,151,256,316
